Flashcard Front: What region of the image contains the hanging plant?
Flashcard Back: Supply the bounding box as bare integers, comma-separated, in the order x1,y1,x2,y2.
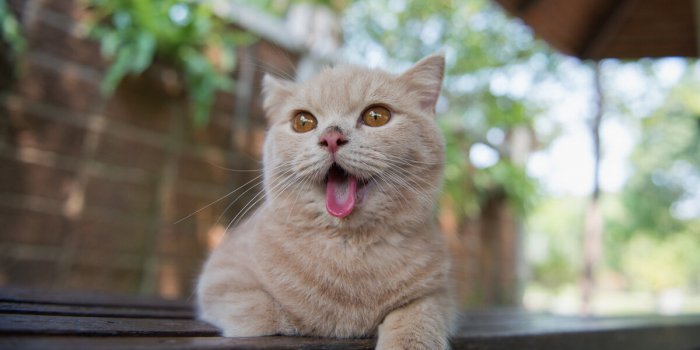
0,1,27,77
85,0,254,127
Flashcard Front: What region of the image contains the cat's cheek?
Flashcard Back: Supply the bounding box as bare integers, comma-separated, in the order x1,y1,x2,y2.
356,183,369,205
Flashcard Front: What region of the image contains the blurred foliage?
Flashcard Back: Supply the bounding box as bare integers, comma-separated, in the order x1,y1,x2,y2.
235,0,350,15
612,77,699,230
606,70,700,292
85,0,254,127
526,196,585,290
524,61,700,305
615,87,699,239
622,232,700,292
341,0,556,220
0,0,26,72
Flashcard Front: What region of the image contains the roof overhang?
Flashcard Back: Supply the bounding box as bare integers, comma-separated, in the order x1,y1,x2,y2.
494,0,699,59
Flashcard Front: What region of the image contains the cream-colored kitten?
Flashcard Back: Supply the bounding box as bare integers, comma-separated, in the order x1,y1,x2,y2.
197,54,454,349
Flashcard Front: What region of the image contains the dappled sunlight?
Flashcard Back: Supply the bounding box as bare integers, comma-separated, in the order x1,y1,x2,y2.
205,224,226,251
158,261,181,299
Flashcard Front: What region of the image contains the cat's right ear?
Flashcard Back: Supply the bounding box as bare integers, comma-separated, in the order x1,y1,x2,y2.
262,74,295,122
399,54,445,115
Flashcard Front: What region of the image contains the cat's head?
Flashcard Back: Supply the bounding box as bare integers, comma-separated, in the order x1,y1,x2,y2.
260,54,445,230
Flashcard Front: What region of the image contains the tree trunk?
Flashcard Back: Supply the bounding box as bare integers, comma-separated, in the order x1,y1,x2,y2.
581,61,605,314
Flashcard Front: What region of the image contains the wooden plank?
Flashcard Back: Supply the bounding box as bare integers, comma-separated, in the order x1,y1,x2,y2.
453,324,700,350
0,287,191,310
3,308,700,341
0,336,375,350
455,313,700,336
2,320,700,350
0,301,194,319
1,287,700,349
0,314,218,336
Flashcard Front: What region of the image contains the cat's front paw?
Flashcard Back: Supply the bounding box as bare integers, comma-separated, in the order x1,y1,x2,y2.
375,330,449,350
202,308,297,338
375,294,452,350
218,320,296,338
198,291,297,338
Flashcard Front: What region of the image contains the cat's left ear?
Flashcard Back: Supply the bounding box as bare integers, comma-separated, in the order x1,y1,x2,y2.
262,74,295,121
399,53,445,114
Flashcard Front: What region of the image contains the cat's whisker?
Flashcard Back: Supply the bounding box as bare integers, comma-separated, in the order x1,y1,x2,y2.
216,163,293,230
337,151,439,209
204,160,264,173
377,152,442,166
218,165,295,228
292,156,331,181
173,172,266,225
382,170,435,207
285,173,314,224
215,176,269,227
227,167,300,230
228,173,297,230
372,157,437,173
365,151,441,167
342,156,385,174
349,154,439,193
239,54,299,82
357,152,437,172
376,175,411,213
400,177,437,205
389,167,440,193
382,173,419,201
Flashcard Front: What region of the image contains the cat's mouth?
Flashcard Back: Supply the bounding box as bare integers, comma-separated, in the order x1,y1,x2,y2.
323,163,368,218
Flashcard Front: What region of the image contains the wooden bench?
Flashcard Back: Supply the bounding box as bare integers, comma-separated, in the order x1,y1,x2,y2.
1,287,700,349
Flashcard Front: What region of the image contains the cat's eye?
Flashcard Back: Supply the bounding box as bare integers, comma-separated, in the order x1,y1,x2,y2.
362,105,391,127
292,112,317,133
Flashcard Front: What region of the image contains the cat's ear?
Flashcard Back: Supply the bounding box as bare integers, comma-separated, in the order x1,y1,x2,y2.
399,54,445,114
262,74,295,121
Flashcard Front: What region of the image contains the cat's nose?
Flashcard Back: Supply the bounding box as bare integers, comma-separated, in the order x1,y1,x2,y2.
318,130,348,153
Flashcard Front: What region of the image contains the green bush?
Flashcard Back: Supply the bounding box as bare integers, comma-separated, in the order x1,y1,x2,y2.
0,1,26,68
86,0,254,126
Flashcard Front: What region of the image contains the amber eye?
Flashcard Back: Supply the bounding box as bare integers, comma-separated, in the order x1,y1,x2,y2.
292,112,317,133
362,105,391,127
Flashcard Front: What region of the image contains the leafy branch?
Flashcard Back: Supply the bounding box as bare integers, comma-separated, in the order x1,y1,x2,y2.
85,0,254,127
0,1,26,74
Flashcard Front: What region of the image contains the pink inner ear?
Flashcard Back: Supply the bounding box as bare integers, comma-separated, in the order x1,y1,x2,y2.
261,74,296,123
401,54,445,113
420,89,441,113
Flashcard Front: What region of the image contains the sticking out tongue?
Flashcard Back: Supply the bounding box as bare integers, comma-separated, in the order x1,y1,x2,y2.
325,165,357,218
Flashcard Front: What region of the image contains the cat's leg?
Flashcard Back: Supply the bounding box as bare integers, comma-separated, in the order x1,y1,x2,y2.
196,261,295,337
376,292,454,350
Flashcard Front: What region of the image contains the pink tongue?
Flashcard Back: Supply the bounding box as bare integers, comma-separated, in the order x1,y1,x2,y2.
325,169,357,218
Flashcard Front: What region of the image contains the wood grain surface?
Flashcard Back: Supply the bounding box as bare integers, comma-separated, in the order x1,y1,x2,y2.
2,287,700,349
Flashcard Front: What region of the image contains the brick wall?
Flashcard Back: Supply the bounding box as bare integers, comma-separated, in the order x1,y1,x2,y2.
0,0,299,298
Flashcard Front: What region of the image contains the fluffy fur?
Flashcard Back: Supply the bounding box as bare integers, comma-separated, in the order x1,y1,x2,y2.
196,54,454,349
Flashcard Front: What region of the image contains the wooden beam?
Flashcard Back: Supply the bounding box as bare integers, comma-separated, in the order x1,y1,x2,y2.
695,0,700,55
516,0,540,14
579,0,636,59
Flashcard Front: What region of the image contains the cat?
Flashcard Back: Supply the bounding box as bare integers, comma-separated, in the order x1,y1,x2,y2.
196,53,454,349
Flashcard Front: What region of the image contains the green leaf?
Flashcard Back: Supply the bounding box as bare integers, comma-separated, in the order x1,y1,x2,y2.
101,47,133,94
86,0,255,127
100,31,121,57
131,32,156,74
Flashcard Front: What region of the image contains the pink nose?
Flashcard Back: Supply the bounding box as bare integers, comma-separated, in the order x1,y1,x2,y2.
319,131,348,153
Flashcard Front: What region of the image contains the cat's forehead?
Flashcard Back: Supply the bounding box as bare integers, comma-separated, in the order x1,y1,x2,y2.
294,65,401,114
